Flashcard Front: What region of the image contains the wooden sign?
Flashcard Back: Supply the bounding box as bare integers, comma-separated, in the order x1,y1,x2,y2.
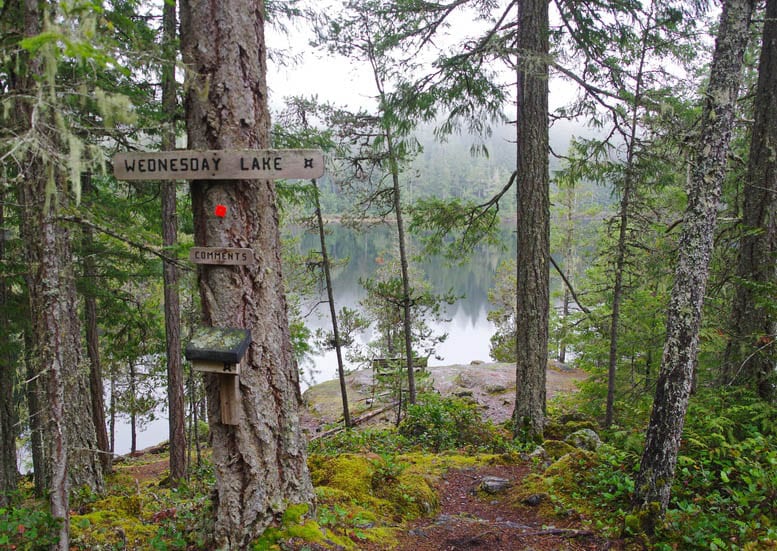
113,149,324,181
189,247,255,266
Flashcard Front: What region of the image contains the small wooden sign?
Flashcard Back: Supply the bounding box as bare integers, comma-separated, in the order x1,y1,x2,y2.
113,149,324,181
189,360,241,376
189,247,255,266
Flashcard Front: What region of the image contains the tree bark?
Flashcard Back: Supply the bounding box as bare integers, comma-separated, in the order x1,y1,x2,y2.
724,0,777,400
24,331,47,497
633,0,755,533
180,0,314,547
557,186,574,365
604,5,652,428
161,0,187,484
82,175,112,475
0,187,18,505
129,360,137,455
366,40,417,406
513,0,550,443
19,172,71,550
388,134,417,406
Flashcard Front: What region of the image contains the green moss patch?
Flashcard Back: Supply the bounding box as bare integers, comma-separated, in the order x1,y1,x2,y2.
542,439,576,460
71,495,157,549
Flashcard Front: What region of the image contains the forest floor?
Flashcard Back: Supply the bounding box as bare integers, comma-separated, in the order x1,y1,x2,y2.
119,454,623,550
300,362,624,550
117,363,625,550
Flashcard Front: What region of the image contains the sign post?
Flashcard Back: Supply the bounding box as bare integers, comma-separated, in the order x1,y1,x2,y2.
113,148,324,425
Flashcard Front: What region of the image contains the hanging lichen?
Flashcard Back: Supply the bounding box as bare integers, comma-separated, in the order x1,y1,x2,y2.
10,0,137,208
68,133,82,204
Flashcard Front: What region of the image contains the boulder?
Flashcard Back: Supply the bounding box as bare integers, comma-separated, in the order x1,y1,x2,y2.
480,476,512,494
564,428,602,451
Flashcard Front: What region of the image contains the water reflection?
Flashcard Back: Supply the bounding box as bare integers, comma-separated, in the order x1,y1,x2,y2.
294,223,516,387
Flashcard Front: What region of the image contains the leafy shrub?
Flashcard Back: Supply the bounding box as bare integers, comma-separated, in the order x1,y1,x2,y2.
536,444,638,535
398,393,514,453
0,507,61,550
657,389,777,549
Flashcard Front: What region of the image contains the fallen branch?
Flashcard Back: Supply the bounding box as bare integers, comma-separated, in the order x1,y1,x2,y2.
521,527,595,538
309,402,398,441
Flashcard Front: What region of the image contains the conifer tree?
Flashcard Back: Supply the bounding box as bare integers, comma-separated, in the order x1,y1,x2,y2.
633,0,756,532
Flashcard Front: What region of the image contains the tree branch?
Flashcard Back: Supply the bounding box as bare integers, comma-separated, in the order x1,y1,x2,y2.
59,215,192,271
550,255,590,314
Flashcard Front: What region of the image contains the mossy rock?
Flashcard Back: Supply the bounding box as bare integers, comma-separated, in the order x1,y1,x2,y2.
542,439,576,460
373,471,439,520
544,419,599,441
308,453,440,523
544,449,595,480
564,428,602,451
508,472,557,518
253,503,356,551
484,383,508,394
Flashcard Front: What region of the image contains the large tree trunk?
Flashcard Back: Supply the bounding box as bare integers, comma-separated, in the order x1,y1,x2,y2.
20,171,104,547
161,0,187,484
632,0,755,533
62,224,103,493
19,170,71,550
512,0,550,443
180,0,314,547
724,0,777,400
14,2,104,546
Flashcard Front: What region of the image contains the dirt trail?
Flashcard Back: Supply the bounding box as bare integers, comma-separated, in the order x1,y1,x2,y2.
377,463,622,551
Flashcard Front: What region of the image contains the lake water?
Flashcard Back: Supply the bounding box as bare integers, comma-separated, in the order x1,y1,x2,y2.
294,223,514,388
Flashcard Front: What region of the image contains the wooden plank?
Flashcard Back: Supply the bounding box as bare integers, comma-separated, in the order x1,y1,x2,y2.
113,149,324,181
219,374,241,425
188,247,255,266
